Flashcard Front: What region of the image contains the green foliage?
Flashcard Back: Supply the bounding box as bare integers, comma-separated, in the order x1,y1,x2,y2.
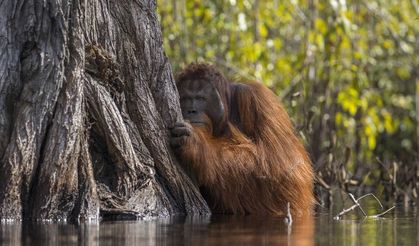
158,0,418,196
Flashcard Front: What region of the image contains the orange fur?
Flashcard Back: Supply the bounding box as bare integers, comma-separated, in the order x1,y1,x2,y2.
176,63,314,216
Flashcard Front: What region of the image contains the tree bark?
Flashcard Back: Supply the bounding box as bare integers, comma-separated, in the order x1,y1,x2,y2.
0,0,209,221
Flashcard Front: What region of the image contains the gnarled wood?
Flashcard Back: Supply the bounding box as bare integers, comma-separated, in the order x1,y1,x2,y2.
0,0,209,221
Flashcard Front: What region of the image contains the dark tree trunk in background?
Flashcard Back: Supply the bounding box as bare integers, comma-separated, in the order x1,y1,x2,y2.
0,0,209,221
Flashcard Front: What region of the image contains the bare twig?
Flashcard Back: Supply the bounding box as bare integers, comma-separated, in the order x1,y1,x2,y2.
284,202,293,225
349,193,367,216
316,175,331,190
334,193,394,220
356,193,384,209
333,203,360,219
285,202,293,245
368,206,396,218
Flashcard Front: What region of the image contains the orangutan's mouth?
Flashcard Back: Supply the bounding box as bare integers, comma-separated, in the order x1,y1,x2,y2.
189,122,206,126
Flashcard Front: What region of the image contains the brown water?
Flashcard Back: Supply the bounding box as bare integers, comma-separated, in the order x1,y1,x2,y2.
0,205,418,245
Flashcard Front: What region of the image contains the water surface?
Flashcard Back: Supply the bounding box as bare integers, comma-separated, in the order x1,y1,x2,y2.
1,204,417,245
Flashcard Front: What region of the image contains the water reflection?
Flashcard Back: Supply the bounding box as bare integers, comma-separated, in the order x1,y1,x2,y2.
0,207,418,245
316,206,419,246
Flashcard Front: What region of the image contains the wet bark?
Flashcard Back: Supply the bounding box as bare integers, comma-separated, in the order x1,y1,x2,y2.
0,0,209,221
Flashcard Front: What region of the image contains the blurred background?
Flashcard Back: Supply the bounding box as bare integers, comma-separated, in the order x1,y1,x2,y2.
157,0,418,205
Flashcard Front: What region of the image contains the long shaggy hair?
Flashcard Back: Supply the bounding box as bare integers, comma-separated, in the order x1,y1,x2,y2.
176,63,314,216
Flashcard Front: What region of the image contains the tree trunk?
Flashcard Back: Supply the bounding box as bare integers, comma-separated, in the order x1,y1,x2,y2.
0,0,209,221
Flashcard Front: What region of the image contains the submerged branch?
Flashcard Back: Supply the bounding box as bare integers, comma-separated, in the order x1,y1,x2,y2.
368,206,396,218
334,193,394,220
